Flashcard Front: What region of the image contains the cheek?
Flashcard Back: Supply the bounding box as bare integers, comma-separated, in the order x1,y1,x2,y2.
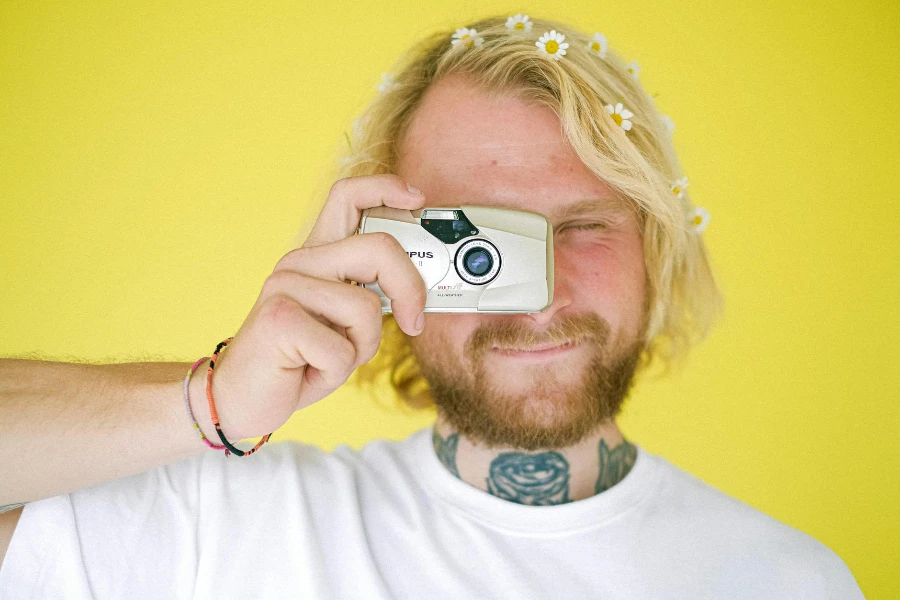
557,241,628,289
556,238,647,320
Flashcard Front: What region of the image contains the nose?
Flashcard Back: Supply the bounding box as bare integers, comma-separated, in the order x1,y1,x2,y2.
525,251,573,327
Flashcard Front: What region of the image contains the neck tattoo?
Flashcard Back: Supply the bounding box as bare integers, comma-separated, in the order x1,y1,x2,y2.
432,428,637,505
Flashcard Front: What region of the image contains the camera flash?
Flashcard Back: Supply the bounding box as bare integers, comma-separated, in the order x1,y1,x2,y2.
422,209,457,220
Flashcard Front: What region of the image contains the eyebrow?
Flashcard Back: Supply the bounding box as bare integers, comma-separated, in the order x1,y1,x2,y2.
551,198,633,221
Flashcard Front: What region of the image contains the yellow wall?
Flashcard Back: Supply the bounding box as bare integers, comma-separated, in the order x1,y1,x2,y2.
1,1,896,596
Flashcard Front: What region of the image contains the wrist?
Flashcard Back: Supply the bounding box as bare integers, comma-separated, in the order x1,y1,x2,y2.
188,361,245,444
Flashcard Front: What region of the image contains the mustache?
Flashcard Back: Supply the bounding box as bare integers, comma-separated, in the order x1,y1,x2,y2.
466,313,611,357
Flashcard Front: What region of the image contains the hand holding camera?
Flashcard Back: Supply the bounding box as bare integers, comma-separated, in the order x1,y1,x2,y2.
202,174,429,440
201,174,553,441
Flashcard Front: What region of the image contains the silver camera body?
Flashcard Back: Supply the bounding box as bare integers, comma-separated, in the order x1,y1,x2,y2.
357,205,554,313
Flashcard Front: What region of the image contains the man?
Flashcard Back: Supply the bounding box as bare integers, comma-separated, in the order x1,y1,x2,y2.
0,15,864,599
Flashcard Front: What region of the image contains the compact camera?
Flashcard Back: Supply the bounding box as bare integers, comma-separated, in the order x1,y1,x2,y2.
356,205,554,313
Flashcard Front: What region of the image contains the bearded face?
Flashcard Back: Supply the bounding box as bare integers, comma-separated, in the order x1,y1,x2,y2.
395,74,650,450
409,311,647,451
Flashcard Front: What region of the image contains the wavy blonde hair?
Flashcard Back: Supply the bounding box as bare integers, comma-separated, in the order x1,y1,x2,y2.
304,14,724,410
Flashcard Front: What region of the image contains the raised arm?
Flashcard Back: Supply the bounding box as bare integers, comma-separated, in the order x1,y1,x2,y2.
0,358,236,507
0,174,427,509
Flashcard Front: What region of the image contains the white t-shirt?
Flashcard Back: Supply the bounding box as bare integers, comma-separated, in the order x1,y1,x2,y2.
0,425,864,599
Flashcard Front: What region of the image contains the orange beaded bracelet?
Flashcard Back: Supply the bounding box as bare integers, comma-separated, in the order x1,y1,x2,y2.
205,337,274,457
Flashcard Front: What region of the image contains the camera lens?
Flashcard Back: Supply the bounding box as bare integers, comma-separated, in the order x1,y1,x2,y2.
463,247,492,276
454,238,501,285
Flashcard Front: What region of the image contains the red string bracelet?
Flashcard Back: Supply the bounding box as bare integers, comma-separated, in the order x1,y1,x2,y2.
206,337,274,457
184,356,228,452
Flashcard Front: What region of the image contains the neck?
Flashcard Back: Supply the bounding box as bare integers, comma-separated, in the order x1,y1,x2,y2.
430,413,637,505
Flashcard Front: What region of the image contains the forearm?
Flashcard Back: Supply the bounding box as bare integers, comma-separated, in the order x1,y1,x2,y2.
0,359,245,506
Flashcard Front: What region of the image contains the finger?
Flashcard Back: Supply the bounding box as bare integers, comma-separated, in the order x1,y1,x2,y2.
261,270,385,367
274,232,427,335
259,295,358,391
302,174,425,249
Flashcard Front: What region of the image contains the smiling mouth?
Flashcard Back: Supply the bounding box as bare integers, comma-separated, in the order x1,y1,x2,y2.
491,340,580,355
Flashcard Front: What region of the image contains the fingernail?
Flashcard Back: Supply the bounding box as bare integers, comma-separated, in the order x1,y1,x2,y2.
407,183,424,196
415,311,424,332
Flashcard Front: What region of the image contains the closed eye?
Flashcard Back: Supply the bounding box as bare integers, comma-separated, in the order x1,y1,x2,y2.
556,222,607,234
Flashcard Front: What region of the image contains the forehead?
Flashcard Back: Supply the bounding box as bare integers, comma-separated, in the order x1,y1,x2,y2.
396,73,630,220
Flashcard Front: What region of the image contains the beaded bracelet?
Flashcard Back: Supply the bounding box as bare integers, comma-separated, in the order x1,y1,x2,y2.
205,337,274,457
183,356,230,453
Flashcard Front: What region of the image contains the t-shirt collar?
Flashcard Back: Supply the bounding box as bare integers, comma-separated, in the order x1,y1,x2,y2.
406,424,663,535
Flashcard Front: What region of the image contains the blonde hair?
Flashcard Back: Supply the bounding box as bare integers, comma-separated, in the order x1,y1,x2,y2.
311,14,723,410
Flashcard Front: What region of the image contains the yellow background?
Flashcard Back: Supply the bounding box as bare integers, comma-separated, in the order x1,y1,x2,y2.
1,1,897,596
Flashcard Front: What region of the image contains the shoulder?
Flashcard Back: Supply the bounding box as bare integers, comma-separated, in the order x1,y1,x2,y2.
644,452,863,598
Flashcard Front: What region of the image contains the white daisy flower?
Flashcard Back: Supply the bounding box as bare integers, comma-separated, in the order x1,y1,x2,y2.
451,27,484,49
625,60,641,79
604,102,634,131
506,14,532,33
688,206,710,233
376,73,395,93
671,176,689,199
536,30,569,61
660,115,676,135
587,32,608,58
